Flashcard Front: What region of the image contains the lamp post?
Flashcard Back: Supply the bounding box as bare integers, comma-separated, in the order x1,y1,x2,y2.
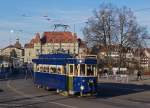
7,29,14,75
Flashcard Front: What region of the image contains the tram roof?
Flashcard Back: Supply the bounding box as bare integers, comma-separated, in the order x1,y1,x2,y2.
32,53,97,65
39,53,73,59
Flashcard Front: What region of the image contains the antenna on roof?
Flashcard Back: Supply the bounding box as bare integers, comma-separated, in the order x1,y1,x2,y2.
73,24,76,55
53,24,70,31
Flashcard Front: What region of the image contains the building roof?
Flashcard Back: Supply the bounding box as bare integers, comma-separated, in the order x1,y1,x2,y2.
24,33,41,48
3,44,23,50
24,43,34,48
41,32,77,43
3,38,23,50
25,31,80,48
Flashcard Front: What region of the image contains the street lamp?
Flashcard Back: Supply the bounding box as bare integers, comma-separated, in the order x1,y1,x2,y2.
10,29,14,45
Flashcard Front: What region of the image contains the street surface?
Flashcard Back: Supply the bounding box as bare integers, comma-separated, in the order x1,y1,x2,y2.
0,74,150,108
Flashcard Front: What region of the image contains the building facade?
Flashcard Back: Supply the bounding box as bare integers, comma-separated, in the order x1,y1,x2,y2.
24,31,86,63
0,38,24,67
94,45,150,73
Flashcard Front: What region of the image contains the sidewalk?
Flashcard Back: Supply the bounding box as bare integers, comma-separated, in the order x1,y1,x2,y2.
98,75,150,85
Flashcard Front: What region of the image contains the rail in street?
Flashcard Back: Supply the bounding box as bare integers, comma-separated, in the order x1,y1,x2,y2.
0,74,150,108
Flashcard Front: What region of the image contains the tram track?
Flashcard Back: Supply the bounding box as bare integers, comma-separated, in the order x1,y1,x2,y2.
5,80,137,108
2,78,150,108
79,96,150,108
6,80,78,108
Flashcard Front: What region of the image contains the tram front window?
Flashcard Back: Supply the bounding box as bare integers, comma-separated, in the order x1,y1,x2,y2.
69,65,74,75
74,64,78,75
87,65,96,76
80,64,85,76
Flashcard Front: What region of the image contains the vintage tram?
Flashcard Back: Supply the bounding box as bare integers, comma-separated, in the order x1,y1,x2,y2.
32,53,98,95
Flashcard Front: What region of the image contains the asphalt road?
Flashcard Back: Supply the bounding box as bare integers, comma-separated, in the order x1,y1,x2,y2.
0,75,150,108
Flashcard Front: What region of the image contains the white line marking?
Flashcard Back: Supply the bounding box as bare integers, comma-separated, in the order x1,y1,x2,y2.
7,80,29,97
7,80,78,108
0,103,19,106
49,102,78,108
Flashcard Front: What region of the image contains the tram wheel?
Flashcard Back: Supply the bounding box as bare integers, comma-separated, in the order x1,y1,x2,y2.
34,84,37,88
44,86,50,91
56,89,60,93
37,85,42,88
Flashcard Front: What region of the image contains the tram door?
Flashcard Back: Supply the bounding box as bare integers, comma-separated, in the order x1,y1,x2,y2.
67,64,74,93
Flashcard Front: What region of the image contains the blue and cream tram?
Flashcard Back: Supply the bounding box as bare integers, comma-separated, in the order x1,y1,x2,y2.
32,53,97,95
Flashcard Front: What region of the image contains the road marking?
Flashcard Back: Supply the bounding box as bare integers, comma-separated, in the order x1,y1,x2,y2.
7,80,29,98
7,80,78,108
49,102,77,108
0,103,20,106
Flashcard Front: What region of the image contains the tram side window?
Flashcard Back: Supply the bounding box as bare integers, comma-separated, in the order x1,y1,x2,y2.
69,65,74,75
62,65,66,74
37,66,39,72
80,64,85,76
57,67,61,74
46,66,49,72
40,66,43,72
43,66,46,72
51,67,56,73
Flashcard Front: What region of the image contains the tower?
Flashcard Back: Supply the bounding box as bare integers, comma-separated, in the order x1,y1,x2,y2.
14,38,21,49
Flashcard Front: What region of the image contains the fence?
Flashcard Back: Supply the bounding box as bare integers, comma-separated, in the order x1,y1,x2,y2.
0,67,11,79
99,74,129,83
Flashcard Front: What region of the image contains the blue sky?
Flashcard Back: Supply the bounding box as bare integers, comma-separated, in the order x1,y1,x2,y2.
0,0,150,48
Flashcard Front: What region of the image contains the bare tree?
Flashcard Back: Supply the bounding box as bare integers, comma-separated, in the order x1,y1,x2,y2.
83,4,118,70
83,4,117,47
116,7,148,72
83,4,148,72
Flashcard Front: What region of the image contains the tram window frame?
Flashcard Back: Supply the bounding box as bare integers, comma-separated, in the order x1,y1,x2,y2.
40,66,43,72
46,66,49,73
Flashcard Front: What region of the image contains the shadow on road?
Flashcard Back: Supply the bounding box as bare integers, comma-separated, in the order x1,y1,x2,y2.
0,89,3,92
0,93,56,104
96,82,150,99
0,92,75,107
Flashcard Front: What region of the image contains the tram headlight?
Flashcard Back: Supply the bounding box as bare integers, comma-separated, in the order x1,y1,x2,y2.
80,85,84,91
79,60,82,63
